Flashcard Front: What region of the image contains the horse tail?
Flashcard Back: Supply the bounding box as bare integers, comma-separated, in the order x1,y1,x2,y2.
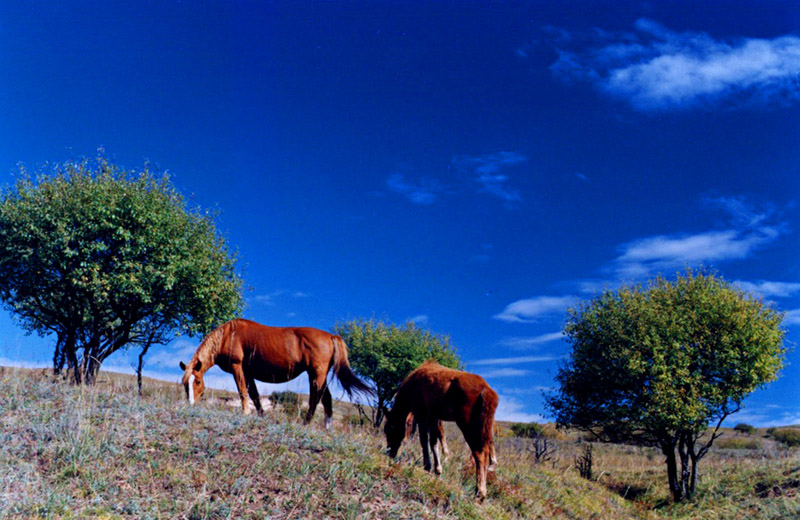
330,336,374,398
477,386,499,447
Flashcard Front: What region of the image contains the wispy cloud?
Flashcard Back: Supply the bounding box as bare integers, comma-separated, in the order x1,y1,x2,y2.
251,289,310,306
494,296,574,323
498,332,563,350
481,367,531,378
543,19,800,110
471,355,563,366
407,314,429,326
386,174,443,205
734,281,800,299
451,151,527,204
601,196,788,281
612,227,781,279
785,309,800,327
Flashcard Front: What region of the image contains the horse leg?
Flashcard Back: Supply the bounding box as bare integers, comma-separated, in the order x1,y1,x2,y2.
246,376,263,416
428,423,443,475
438,421,450,460
305,371,328,424
231,363,252,415
488,439,497,472
321,386,333,430
472,447,489,499
417,417,432,472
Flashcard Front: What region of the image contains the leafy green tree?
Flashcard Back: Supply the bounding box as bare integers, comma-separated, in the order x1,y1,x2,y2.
334,318,462,427
0,155,243,387
547,269,785,501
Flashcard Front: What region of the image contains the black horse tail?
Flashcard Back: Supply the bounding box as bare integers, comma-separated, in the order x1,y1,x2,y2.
331,336,375,399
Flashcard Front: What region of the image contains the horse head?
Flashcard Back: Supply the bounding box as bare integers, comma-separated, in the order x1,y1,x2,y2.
179,360,205,404
383,408,406,458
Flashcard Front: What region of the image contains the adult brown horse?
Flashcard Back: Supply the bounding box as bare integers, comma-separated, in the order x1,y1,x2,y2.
179,319,373,429
384,360,499,498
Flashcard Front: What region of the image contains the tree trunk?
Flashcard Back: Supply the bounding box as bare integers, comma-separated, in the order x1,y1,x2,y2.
678,435,691,499
137,342,152,396
66,336,81,385
661,440,683,502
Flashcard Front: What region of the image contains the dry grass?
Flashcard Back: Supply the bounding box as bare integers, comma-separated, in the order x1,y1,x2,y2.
0,368,798,519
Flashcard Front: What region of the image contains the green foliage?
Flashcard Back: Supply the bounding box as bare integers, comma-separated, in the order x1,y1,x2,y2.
733,423,756,435
547,269,786,500
770,428,800,447
0,155,243,384
334,318,461,426
510,422,544,438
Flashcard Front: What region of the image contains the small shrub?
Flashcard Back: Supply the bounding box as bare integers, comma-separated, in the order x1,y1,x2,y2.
575,443,593,480
770,427,800,447
270,391,302,416
733,423,755,435
510,422,544,438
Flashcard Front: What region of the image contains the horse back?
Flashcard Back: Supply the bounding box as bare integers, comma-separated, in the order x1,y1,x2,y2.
403,362,496,425
218,320,334,373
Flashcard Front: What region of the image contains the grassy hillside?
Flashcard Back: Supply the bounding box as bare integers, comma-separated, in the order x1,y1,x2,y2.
0,368,797,519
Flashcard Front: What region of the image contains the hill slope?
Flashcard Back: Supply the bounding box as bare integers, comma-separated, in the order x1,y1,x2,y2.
0,369,797,519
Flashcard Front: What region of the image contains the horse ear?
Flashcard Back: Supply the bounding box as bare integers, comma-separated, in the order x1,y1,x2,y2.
179,361,187,371
193,360,202,372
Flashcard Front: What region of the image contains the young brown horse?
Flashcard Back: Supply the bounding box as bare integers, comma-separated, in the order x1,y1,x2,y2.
384,361,499,498
179,319,372,429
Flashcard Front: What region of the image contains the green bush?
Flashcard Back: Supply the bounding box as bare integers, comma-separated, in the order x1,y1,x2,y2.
733,423,755,435
770,427,800,447
510,422,544,438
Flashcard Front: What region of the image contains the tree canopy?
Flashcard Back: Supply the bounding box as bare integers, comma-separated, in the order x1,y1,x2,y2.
0,156,244,385
334,318,462,427
547,269,785,501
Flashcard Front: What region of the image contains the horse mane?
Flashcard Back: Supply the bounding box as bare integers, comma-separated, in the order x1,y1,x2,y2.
181,321,229,384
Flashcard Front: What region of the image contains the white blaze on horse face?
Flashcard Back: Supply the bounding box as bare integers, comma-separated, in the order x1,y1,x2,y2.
188,374,196,405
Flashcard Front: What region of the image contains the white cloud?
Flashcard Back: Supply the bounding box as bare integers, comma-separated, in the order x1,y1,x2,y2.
784,309,800,327
386,174,442,205
407,314,429,326
498,332,563,350
451,151,527,204
494,394,548,423
471,355,562,366
494,296,574,323
734,281,800,299
481,368,531,378
545,19,800,110
612,227,781,280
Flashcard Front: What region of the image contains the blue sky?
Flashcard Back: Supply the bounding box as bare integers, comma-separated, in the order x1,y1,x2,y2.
1,1,798,426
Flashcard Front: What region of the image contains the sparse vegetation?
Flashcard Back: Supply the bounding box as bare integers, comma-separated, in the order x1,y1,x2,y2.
770,427,800,447
1,368,798,519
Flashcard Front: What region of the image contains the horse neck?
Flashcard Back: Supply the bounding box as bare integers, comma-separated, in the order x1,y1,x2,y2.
389,386,413,423
194,325,225,373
